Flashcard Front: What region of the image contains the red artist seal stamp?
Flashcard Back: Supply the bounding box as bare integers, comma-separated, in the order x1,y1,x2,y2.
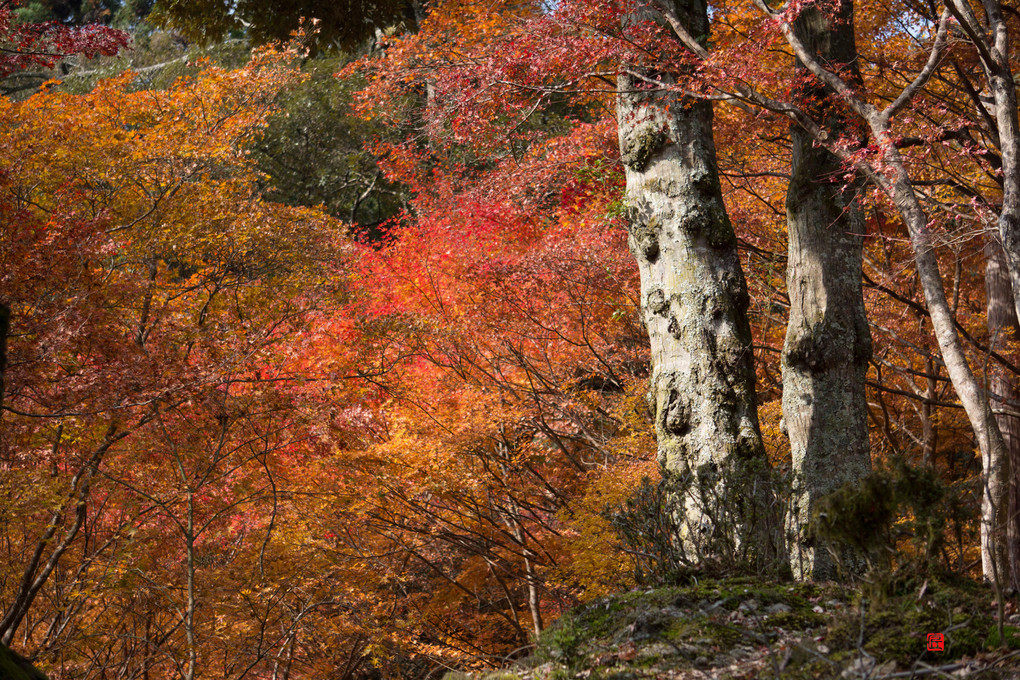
927,633,944,652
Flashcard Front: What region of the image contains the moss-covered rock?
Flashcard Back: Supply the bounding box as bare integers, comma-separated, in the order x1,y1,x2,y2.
826,577,995,666
448,576,1020,679
0,642,48,680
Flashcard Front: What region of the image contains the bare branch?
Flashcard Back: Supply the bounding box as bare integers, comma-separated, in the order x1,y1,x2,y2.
882,8,953,121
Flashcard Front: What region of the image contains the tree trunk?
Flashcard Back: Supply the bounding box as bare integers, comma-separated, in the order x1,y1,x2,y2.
886,169,1008,581
921,354,939,466
184,491,197,680
985,238,1020,590
0,302,8,419
618,0,783,571
970,0,1020,330
783,1,872,581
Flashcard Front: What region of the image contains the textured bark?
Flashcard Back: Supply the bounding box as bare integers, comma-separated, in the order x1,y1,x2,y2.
968,0,1020,329
985,239,1020,590
618,0,782,570
782,1,872,581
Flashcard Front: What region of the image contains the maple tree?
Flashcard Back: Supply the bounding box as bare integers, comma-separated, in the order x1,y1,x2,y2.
319,117,653,663
0,3,126,675
0,0,126,96
0,44,379,678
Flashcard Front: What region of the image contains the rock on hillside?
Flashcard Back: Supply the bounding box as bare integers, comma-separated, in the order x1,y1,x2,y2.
448,577,1020,679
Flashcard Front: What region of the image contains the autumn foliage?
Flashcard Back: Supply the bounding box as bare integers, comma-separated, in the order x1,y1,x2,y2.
1,0,1019,677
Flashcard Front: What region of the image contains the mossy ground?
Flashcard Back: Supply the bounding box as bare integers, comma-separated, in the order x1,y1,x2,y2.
448,577,1020,679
